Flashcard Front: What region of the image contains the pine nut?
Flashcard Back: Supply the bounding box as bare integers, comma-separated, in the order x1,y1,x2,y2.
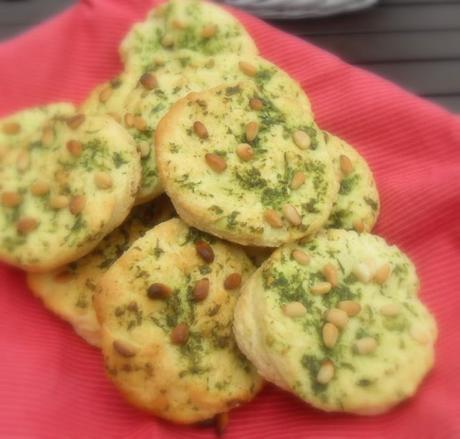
322,263,338,287
69,195,86,215
322,323,339,348
352,262,372,283
338,300,361,317
291,171,305,190
317,360,334,384
99,86,113,103
205,153,226,173
264,209,283,228
66,140,82,157
235,143,254,161
108,112,121,124
147,283,172,300
374,263,391,284
224,273,242,290
137,141,150,158
50,195,69,209
325,308,348,329
201,24,217,38
195,240,215,263
340,155,354,176
311,282,332,295
193,278,209,302
353,220,365,233
16,150,30,172
354,337,377,354
238,61,257,77
283,301,307,317
249,98,263,111
380,303,400,317
171,323,189,345
246,121,259,142
113,340,137,357
139,72,158,90
193,121,208,139
282,204,302,226
94,172,113,189
410,326,430,345
17,217,38,234
2,122,20,135
41,126,54,146
215,412,229,437
292,249,310,265
172,19,186,29
161,33,174,48
134,116,147,131
292,130,311,150
1,191,22,207
66,114,85,130
30,180,49,196
124,113,134,128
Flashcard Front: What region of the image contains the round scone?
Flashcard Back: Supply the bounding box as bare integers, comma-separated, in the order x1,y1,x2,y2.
95,218,263,424
156,82,338,247
0,114,141,272
324,132,380,232
234,229,437,415
120,0,258,70
26,196,175,347
124,52,313,202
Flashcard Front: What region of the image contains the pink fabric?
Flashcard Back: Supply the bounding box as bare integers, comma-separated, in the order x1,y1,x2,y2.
1,0,460,437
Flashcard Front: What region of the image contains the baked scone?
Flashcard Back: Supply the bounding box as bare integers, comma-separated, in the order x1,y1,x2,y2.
120,0,258,70
26,196,175,347
324,132,380,232
234,229,437,415
156,82,338,247
0,114,141,272
95,218,263,424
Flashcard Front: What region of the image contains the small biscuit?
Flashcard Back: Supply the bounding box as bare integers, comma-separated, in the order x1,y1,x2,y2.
156,82,338,247
0,114,141,271
234,229,437,415
27,196,175,347
324,132,380,232
95,218,263,424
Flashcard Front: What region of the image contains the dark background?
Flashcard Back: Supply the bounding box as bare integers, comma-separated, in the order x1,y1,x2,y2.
0,0,459,113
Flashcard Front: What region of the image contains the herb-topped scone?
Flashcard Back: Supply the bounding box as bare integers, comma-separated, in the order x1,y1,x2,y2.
0,114,141,272
234,229,437,415
120,0,258,71
156,82,338,247
324,133,380,232
26,196,175,347
94,218,263,424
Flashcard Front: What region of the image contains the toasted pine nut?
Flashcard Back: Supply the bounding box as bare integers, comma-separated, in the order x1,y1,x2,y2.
291,171,305,190
147,283,172,300
66,114,85,130
139,72,158,90
239,61,257,77
50,195,69,209
292,249,310,265
134,116,147,131
215,412,229,437
224,273,242,290
325,308,348,329
124,113,134,128
205,153,227,173
355,337,377,354
201,24,217,38
2,122,20,135
1,191,22,207
94,172,113,189
161,33,174,48
172,19,186,29
338,300,361,317
283,301,306,318
17,217,38,234
380,303,400,317
249,98,263,111
99,86,113,103
235,143,254,161
323,323,339,348
195,240,214,263
108,112,121,124
66,140,82,157
246,121,259,142
193,278,209,302
264,209,283,228
193,121,208,139
30,180,49,196
69,195,86,215
171,323,189,345
113,340,137,357
353,220,365,233
410,326,430,345
317,360,334,384
340,155,354,176
16,150,30,172
282,204,302,226
322,263,338,287
41,126,54,146
311,282,332,295
374,263,391,284
292,130,311,150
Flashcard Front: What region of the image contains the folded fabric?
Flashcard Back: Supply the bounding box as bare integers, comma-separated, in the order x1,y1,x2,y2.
0,0,459,438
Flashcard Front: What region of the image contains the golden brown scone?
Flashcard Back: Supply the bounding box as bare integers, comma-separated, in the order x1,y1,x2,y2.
0,113,141,272
156,82,338,247
95,218,263,424
27,196,175,347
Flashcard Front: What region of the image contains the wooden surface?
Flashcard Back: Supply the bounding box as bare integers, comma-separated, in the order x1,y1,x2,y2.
0,0,459,113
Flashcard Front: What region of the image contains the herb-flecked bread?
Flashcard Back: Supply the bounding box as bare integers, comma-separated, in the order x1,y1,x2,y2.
26,196,175,347
94,218,263,424
234,229,437,415
0,114,141,272
324,132,380,232
120,0,258,70
156,82,338,247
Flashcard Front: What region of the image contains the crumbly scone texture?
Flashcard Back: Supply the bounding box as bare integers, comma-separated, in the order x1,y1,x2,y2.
234,229,437,415
0,114,141,272
156,82,338,247
95,218,263,424
120,0,258,70
26,196,175,347
124,52,313,203
324,133,380,232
